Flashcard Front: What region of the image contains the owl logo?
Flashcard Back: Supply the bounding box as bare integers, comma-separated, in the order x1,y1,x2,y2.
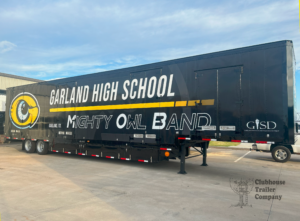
9,92,40,129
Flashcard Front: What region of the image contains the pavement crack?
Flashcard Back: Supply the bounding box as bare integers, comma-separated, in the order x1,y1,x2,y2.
267,163,283,221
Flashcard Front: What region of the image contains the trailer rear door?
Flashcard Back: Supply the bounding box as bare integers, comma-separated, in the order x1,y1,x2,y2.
194,66,242,139
217,66,242,139
194,69,218,136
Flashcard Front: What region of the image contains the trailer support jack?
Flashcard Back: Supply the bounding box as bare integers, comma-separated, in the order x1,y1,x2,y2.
178,145,187,174
201,142,208,166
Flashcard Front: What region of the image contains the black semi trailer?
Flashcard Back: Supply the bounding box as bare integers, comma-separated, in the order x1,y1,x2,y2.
4,40,296,173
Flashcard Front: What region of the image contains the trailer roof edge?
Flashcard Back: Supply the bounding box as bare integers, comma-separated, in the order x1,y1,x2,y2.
8,40,294,86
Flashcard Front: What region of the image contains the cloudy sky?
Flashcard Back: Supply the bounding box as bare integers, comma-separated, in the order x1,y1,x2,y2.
0,0,298,81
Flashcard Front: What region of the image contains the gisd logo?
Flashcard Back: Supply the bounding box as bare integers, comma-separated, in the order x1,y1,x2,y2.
9,92,40,129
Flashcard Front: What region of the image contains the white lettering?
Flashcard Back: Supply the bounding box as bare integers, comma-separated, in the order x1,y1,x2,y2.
116,114,127,129
267,121,277,129
104,115,113,129
122,80,130,100
247,121,255,129
130,79,138,99
60,89,65,104
54,89,59,104
180,113,196,130
65,88,70,104
152,112,167,130
50,90,55,105
82,86,89,103
138,78,147,99
157,75,167,97
260,121,267,129
69,87,76,103
98,83,103,102
110,82,118,101
92,84,99,102
76,86,83,103
167,74,175,97
166,113,178,130
67,115,77,128
148,76,157,98
103,83,110,101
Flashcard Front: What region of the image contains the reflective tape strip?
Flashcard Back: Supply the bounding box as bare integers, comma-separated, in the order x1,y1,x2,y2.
106,156,114,159
256,141,275,144
64,152,71,154
44,140,49,142
13,138,17,139
256,141,273,144
178,137,191,140
21,138,25,140
202,138,216,141
52,150,59,152
6,137,10,139
120,158,130,161
160,148,172,151
91,154,99,157
232,140,248,143
138,159,149,163
78,153,85,156
31,139,36,141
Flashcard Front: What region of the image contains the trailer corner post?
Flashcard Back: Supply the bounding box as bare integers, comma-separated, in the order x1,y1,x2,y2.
201,142,208,166
178,145,187,174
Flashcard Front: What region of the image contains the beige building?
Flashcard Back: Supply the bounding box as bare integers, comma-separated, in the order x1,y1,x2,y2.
0,72,43,112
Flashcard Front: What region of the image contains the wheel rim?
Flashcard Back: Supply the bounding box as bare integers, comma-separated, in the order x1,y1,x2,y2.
275,149,287,160
25,140,31,151
37,141,44,153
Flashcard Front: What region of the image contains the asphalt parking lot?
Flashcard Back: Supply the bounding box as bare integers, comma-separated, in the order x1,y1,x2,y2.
0,142,300,221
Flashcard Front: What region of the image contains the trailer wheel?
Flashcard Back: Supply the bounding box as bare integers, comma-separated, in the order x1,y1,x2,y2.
24,139,36,153
271,146,291,163
36,140,48,155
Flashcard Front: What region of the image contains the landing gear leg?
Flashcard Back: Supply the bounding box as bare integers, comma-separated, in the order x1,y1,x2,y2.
178,145,187,174
201,142,208,166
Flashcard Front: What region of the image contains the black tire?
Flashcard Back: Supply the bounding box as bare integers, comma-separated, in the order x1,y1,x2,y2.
272,146,291,163
36,140,49,155
24,139,36,153
22,140,25,150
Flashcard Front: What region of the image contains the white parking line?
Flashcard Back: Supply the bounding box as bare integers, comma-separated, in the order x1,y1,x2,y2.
234,151,251,162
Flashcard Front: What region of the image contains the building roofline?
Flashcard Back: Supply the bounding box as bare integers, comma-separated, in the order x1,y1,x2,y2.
0,72,43,82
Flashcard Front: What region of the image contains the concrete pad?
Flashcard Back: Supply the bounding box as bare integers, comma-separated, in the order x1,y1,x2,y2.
0,142,300,221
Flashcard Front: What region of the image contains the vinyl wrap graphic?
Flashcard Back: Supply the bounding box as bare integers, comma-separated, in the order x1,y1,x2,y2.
9,92,40,129
4,41,296,147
